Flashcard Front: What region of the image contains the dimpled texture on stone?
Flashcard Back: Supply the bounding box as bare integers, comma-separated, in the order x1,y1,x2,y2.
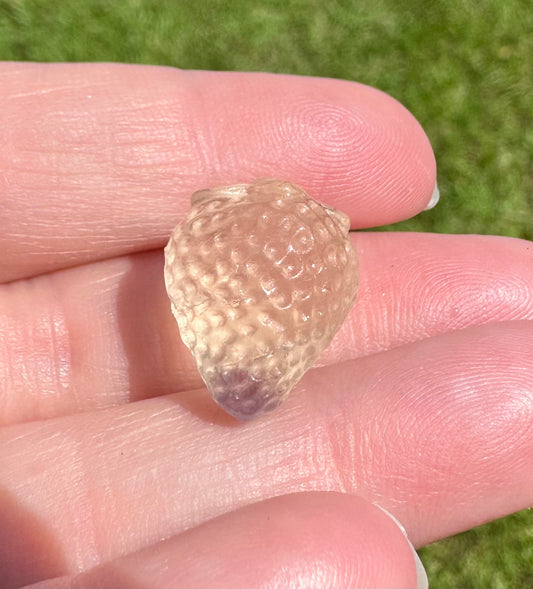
164,179,358,420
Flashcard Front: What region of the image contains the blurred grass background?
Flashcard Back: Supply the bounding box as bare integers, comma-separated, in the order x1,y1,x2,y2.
0,0,531,586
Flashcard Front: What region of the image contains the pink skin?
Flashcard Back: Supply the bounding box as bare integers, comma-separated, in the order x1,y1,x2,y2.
0,63,532,588
24,494,419,589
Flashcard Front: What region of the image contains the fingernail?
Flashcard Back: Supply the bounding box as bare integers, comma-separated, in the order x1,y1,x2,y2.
412,545,429,589
374,504,429,589
424,182,440,210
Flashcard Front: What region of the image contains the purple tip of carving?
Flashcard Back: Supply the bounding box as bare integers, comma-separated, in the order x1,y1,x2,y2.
211,369,281,421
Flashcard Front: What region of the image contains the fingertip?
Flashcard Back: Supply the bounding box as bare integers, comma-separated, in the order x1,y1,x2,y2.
188,71,437,227
58,492,420,589
292,79,437,227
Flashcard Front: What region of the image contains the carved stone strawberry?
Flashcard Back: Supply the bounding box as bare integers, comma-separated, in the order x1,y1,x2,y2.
164,179,358,420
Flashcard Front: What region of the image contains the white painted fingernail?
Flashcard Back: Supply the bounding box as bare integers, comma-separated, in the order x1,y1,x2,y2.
412,545,429,589
373,504,429,589
424,182,440,210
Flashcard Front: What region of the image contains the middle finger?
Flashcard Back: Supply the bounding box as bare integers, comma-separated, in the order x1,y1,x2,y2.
0,232,532,425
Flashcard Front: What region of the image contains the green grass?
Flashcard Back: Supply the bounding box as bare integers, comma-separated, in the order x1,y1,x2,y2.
1,0,532,586
420,510,533,588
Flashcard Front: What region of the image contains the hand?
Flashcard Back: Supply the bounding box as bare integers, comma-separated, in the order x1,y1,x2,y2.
1,63,532,589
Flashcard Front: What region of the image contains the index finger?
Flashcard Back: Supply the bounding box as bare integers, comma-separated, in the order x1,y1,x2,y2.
0,63,436,282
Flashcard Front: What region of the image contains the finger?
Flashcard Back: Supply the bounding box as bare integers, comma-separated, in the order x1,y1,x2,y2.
1,233,532,425
1,321,531,579
20,493,421,589
0,62,436,282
